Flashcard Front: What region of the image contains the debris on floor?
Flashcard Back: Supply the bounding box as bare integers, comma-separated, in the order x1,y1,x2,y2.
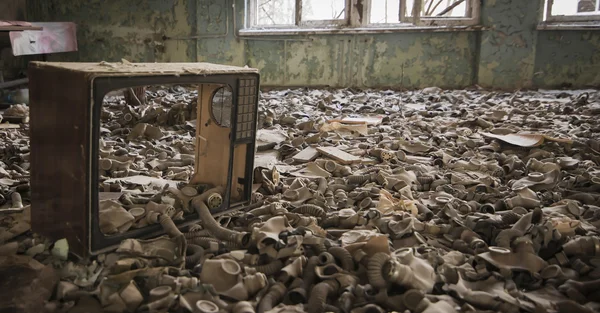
1,87,600,313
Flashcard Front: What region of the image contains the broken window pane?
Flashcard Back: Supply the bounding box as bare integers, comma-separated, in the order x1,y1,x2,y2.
302,0,345,21
256,0,295,25
370,0,401,23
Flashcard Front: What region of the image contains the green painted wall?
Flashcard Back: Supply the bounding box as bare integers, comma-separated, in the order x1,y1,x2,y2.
477,0,540,89
237,32,476,88
26,0,197,62
24,0,600,89
533,31,600,88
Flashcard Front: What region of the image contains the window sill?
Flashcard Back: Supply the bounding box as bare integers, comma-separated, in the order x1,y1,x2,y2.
238,25,485,36
537,22,600,31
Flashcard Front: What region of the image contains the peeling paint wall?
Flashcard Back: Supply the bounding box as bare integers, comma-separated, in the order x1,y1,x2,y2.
477,0,540,89
24,0,476,89
194,1,476,89
23,0,600,89
533,31,600,88
235,32,476,88
26,0,196,63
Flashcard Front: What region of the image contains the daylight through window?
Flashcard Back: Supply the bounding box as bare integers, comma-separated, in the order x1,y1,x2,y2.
256,0,295,25
253,0,348,27
248,0,480,28
399,0,478,26
544,0,600,22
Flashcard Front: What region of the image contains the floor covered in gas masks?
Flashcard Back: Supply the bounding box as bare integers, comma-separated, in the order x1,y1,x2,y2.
1,86,600,313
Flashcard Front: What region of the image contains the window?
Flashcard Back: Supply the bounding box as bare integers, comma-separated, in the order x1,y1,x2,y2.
370,0,401,24
544,0,600,22
251,0,349,27
399,0,480,26
255,0,295,26
247,0,480,29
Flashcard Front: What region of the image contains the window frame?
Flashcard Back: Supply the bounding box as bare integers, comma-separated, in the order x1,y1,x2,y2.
544,0,600,23
399,0,481,27
298,0,351,27
246,0,481,29
248,0,352,28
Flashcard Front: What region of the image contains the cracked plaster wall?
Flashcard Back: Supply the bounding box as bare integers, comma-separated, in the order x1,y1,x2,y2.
23,0,600,89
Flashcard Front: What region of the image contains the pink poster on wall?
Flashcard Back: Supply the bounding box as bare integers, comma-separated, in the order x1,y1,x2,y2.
9,22,78,56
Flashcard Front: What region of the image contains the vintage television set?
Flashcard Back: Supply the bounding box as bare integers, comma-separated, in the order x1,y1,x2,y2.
28,62,260,257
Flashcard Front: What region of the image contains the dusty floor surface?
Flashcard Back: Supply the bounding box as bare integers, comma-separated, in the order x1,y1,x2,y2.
1,87,600,313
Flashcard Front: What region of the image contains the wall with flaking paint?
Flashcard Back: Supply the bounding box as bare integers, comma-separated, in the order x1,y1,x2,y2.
533,31,600,88
477,0,540,89
24,0,476,89
23,0,600,89
192,0,477,89
237,32,476,88
26,0,196,63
